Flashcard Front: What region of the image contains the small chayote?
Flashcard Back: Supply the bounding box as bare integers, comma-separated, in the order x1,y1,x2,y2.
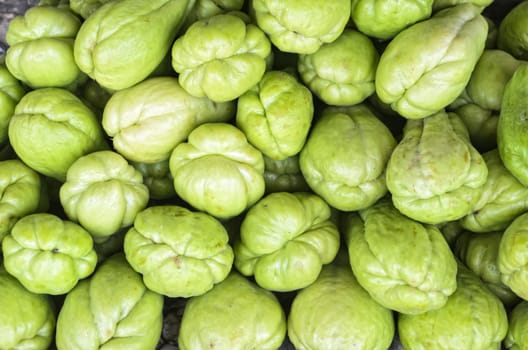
0,63,25,147
343,199,458,315
432,0,494,11
454,103,498,152
2,213,97,295
181,0,245,30
69,0,113,19
178,272,286,350
505,301,528,349
497,1,528,59
131,159,176,200
386,110,488,224
263,154,310,193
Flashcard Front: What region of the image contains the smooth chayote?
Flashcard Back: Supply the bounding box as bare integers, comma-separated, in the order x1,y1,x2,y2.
124,205,234,298
0,63,25,147
497,0,528,59
178,272,286,350
102,76,235,163
454,103,498,152
343,199,458,315
505,301,528,350
386,110,488,224
297,29,379,106
59,150,149,243
234,191,340,292
55,253,164,350
2,213,97,295
263,154,310,193
131,159,176,200
375,4,488,119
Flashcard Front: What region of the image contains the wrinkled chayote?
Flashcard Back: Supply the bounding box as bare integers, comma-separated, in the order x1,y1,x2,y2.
505,301,528,350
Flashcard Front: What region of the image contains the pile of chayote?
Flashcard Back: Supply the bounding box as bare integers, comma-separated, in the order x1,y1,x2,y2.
1,0,528,349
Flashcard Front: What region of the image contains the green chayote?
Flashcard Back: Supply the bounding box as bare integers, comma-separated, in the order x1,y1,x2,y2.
432,0,494,11
181,0,245,30
297,29,379,106
375,4,488,119
178,271,286,350
454,103,498,152
131,159,176,200
234,191,340,292
2,213,97,295
55,253,164,350
124,205,234,298
497,0,528,59
0,63,25,147
343,199,458,314
69,0,113,19
59,150,149,243
263,154,310,193
505,301,528,349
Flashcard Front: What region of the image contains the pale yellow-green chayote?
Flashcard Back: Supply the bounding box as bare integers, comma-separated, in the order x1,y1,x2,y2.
171,13,271,102
263,154,310,193
343,199,458,315
398,262,508,350
350,0,433,40
432,0,494,11
459,149,528,233
181,0,246,31
59,150,149,243
299,104,396,211
287,261,395,350
2,213,97,295
505,301,528,350
250,0,350,54
5,6,84,89
386,110,488,224
0,266,56,350
169,122,265,219
234,191,340,292
453,231,520,307
454,103,498,152
8,88,108,182
0,159,46,242
74,0,194,91
178,271,286,350
102,76,235,163
236,70,313,160
124,205,234,298
497,0,528,59
375,3,488,119
0,63,25,146
55,253,164,350
130,159,176,200
69,0,113,19
297,29,379,106
498,212,528,300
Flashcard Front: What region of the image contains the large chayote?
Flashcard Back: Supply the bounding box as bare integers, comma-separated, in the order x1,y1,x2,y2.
59,150,149,243
2,213,97,295
386,110,488,224
169,122,265,219
299,105,396,211
0,63,25,147
178,271,286,350
55,253,164,350
505,301,528,350
8,88,108,181
297,29,379,106
0,267,56,350
234,191,340,292
171,13,271,102
288,260,395,350
124,205,234,298
250,0,350,54
74,0,194,91
343,199,458,314
398,262,508,350
102,76,235,163
375,4,488,119
497,0,528,60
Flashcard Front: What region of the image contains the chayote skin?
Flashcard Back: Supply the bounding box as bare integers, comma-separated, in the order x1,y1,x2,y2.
498,212,528,301
299,104,396,211
5,6,84,89
432,0,493,11
459,149,528,233
181,0,245,31
124,205,234,298
2,213,97,295
263,154,310,193
375,4,488,119
454,231,520,307
131,159,176,200
343,199,458,315
288,260,395,350
74,0,194,91
386,110,488,224
505,301,528,349
297,29,379,106
59,150,149,243
0,267,56,350
8,88,108,181
69,0,113,19
398,262,508,350
497,0,528,60
103,76,235,163
55,253,164,350
171,13,271,102
0,63,25,147
236,70,313,160
350,0,433,40
250,0,350,54
454,103,498,152
178,271,286,350
169,122,265,219
234,191,340,292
